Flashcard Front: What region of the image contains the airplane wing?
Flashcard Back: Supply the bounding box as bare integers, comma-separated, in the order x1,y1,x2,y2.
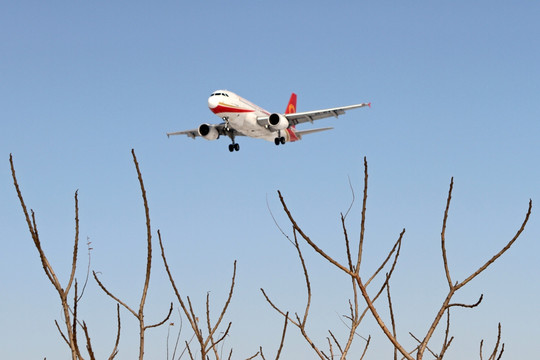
167,123,245,139
257,102,370,127
167,128,200,139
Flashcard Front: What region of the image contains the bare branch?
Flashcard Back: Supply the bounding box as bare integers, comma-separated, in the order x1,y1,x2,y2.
93,271,137,318
158,231,200,335
108,304,121,360
274,312,289,360
355,156,369,275
441,178,454,289
356,275,413,360
457,200,532,291
328,330,343,355
277,190,352,276
65,193,80,301
55,320,70,347
448,294,483,309
185,341,195,360
206,261,237,348
360,335,371,360
245,350,260,360
364,230,404,288
386,278,397,360
409,333,437,359
145,302,174,330
487,323,504,360
82,321,96,360
438,309,454,359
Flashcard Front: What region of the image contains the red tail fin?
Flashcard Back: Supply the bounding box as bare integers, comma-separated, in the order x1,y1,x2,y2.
285,93,297,114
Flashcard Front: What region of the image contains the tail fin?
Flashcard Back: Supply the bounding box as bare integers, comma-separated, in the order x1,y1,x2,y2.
285,93,297,114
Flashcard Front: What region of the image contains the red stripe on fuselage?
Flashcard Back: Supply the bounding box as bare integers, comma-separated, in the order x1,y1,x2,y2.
210,104,255,114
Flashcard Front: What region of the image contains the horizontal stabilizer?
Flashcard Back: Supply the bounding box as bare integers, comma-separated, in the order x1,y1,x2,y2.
295,127,334,138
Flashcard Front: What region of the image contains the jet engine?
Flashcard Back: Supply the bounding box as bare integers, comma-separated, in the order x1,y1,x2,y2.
267,113,289,131
198,124,219,140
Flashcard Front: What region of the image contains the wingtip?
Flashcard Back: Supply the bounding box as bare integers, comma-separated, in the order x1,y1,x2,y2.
367,102,371,108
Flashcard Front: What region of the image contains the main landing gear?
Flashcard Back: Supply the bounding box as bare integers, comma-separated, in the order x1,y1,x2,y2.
228,143,240,152
227,131,240,152
274,130,286,146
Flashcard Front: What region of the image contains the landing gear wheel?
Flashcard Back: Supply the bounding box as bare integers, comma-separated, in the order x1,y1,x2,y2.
234,143,240,151
280,137,286,145
274,138,280,146
228,144,234,152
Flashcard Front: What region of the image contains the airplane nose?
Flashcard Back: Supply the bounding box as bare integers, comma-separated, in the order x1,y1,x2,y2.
208,96,219,109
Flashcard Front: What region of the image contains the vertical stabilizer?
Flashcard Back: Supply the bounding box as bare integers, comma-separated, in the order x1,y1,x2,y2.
285,93,297,114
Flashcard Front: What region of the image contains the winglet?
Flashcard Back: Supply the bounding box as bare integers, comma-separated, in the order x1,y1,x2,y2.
367,102,371,108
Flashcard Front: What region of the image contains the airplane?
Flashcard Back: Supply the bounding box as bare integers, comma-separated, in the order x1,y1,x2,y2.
167,90,370,152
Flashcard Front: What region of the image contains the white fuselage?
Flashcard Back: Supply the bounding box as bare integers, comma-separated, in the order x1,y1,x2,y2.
207,90,298,142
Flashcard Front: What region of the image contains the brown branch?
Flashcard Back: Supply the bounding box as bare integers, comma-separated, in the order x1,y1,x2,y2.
108,304,121,360
65,191,80,298
364,230,404,288
55,320,70,347
260,289,299,327
93,271,137,318
438,309,454,359
356,274,414,360
82,321,96,360
448,294,483,309
261,229,326,360
274,312,289,360
185,341,195,360
355,156,369,275
328,330,343,355
359,335,371,360
131,149,153,360
277,190,352,276
158,231,201,339
487,323,503,360
11,154,83,359
72,282,83,360
409,333,437,359
342,214,354,272
386,278,397,360
456,199,532,292
245,350,260,360
441,178,454,289
145,302,174,330
419,182,531,359
205,261,237,351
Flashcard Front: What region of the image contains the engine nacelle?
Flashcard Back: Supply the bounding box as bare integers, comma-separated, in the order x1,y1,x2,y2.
267,113,289,131
198,124,219,140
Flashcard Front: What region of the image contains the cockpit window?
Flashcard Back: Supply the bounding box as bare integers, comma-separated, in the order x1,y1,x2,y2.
210,92,229,97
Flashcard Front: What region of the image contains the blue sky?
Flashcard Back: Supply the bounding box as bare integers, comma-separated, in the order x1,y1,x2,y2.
1,1,539,359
